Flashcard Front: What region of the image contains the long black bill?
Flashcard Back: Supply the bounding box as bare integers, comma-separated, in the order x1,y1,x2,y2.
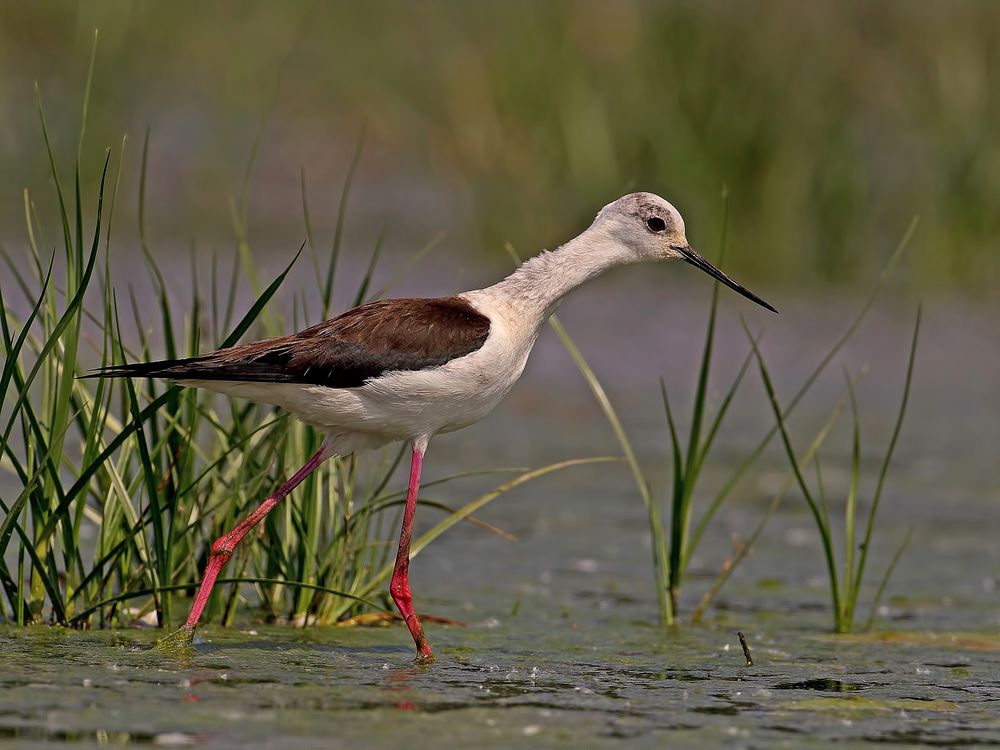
675,245,778,313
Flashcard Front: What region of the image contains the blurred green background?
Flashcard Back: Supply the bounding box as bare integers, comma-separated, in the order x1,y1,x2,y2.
1,0,997,292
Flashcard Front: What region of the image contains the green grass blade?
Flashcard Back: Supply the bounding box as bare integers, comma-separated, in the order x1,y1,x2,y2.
237,118,267,231
324,124,366,317
681,191,727,499
368,232,447,299
0,254,54,411
220,242,304,348
352,221,387,307
843,370,861,617
76,30,98,171
0,459,51,562
0,550,28,622
363,444,407,503
659,378,684,509
747,325,842,629
691,391,849,622
21,189,43,280
851,306,921,611
864,525,914,631
0,242,42,306
35,85,72,256
813,450,830,527
370,231,446,301
694,343,755,473
300,167,323,284
220,246,243,346
678,340,756,574
73,31,98,272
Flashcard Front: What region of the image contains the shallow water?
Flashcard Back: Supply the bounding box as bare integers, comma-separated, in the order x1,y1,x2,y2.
2,613,999,747
2,281,998,747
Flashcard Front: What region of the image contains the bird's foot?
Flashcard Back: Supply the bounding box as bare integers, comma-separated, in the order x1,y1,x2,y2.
150,625,197,655
414,636,434,664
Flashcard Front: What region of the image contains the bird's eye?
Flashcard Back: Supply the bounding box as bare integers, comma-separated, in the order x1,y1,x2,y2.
646,217,667,233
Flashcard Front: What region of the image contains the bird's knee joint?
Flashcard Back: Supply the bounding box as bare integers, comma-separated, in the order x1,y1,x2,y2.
210,537,234,559
390,583,411,605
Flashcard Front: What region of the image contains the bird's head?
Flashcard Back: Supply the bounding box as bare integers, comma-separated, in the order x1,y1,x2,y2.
592,192,777,313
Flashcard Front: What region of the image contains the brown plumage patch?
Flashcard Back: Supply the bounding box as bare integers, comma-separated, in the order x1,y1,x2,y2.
628,195,676,233
88,296,491,389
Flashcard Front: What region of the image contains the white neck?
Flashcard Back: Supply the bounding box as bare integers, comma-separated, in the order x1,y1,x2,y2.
485,226,632,321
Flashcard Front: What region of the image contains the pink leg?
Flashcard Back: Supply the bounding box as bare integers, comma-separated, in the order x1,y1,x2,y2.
390,440,433,660
182,444,330,630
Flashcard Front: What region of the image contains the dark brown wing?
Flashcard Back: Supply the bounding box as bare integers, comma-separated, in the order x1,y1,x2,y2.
87,297,491,389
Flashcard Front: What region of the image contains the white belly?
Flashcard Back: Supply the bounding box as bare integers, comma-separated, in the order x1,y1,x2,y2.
187,293,538,454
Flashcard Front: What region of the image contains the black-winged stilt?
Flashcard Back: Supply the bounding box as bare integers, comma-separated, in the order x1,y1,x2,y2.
92,192,775,660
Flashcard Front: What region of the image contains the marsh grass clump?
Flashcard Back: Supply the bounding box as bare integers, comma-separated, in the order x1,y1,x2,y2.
750,309,921,633
542,192,916,626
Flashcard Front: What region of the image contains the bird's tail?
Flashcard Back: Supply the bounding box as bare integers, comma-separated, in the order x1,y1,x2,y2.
80,345,300,383
80,356,215,381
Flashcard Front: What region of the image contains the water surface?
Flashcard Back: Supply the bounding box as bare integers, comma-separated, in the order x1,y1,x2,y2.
2,282,997,747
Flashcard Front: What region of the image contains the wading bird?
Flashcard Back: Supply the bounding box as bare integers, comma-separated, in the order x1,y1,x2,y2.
93,192,775,660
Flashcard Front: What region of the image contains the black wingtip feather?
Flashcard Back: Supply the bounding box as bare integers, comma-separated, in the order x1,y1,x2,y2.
78,357,205,380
